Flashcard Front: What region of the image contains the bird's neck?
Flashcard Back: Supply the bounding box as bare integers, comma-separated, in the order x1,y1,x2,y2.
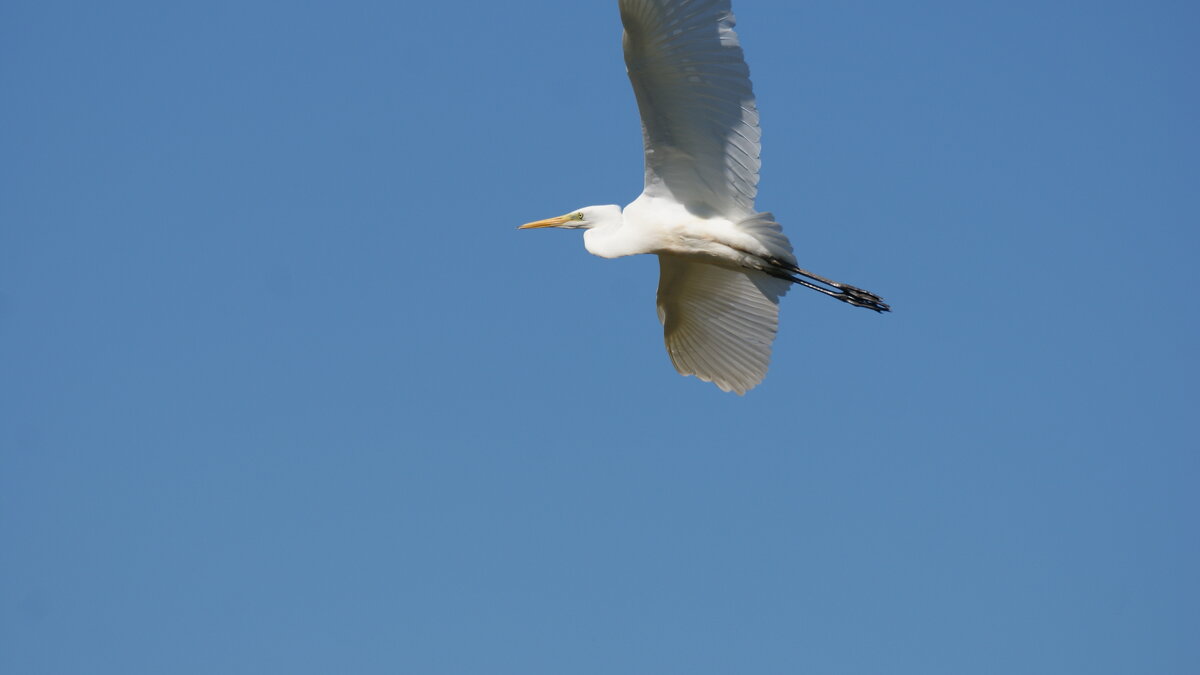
583,221,642,259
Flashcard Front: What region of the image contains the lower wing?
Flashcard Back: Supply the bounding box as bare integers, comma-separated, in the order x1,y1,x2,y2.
656,255,791,395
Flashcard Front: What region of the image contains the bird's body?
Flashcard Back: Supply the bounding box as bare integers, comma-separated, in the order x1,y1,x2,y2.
521,0,888,394
583,198,778,264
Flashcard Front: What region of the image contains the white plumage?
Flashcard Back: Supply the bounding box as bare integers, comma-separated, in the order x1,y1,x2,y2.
657,256,791,395
521,0,888,394
621,0,761,219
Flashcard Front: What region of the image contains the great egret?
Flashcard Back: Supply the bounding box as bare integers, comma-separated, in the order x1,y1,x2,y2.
521,0,889,394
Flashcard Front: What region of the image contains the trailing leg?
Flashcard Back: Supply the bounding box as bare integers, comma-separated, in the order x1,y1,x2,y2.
764,258,891,313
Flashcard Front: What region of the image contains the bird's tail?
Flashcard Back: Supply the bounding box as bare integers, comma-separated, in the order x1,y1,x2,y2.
738,212,795,262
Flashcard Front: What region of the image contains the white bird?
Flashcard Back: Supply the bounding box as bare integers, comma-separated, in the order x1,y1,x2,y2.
521,0,889,394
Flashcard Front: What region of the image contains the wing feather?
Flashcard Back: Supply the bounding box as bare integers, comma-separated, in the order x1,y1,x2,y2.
620,0,761,219
656,255,790,394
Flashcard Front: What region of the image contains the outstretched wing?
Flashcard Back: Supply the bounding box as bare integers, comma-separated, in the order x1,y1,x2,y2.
620,0,761,220
656,255,790,394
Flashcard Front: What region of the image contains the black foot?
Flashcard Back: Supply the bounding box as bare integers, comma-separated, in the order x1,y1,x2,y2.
831,284,890,313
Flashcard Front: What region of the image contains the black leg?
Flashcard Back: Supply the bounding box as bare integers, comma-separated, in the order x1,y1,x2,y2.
764,258,891,313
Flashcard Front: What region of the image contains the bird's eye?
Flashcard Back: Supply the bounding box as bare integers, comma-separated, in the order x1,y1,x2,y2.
574,212,585,220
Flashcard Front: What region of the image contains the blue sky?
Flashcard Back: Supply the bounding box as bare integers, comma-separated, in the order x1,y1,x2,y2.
2,1,1197,672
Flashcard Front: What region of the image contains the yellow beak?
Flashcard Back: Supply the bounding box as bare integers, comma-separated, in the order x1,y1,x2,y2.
518,214,573,230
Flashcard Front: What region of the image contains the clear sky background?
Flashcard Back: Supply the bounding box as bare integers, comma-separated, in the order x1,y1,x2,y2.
2,1,1197,673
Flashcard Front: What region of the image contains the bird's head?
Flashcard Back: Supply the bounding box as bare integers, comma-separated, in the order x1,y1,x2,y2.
519,205,622,231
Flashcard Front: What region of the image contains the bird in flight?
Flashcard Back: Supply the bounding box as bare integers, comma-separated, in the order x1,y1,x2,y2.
520,0,889,394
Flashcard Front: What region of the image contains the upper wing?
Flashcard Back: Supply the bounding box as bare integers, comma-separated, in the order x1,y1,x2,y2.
620,0,761,220
656,255,790,394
